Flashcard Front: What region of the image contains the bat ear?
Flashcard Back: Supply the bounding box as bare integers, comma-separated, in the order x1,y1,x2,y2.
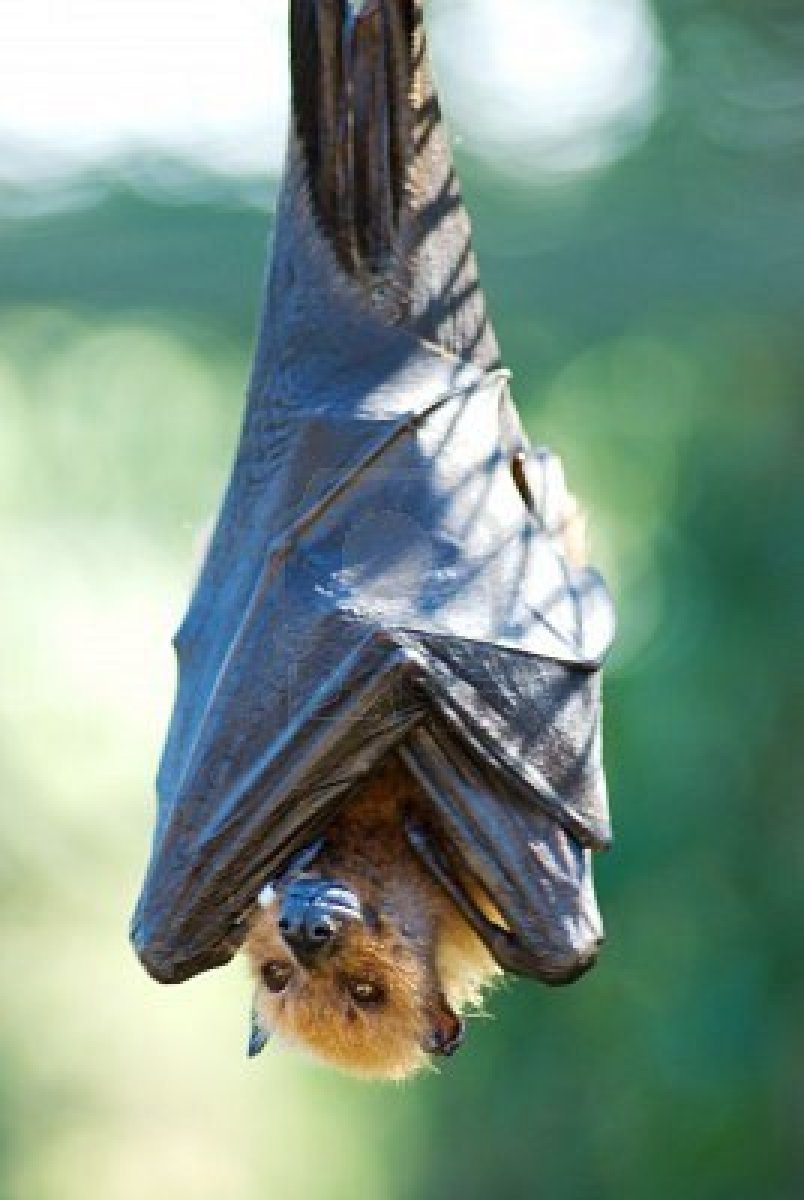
248,999,272,1059
423,995,465,1058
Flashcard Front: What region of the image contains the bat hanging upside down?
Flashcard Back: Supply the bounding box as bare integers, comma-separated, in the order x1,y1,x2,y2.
131,0,614,1082
246,482,587,1079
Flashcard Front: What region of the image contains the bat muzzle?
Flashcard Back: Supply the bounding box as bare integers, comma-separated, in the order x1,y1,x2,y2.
278,879,362,966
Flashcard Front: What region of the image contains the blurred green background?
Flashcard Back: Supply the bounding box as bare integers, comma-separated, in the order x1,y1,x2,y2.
1,2,802,1198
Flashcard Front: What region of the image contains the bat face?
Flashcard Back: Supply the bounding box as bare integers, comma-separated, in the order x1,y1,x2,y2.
248,880,453,1079
244,761,498,1079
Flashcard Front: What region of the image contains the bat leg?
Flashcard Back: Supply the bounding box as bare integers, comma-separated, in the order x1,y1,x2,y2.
404,816,581,980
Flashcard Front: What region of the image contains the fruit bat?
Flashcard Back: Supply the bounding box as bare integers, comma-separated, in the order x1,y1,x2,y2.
131,0,615,1049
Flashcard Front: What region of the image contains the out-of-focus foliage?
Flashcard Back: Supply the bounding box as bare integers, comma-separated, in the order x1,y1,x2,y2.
0,3,802,1198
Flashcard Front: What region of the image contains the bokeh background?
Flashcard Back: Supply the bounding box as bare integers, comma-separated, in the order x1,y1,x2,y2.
1,1,801,1197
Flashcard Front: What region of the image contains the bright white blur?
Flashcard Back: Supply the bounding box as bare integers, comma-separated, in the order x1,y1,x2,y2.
430,0,664,172
0,0,664,184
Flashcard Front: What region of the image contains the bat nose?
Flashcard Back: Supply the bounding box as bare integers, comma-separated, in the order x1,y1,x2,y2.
278,907,337,952
278,879,361,963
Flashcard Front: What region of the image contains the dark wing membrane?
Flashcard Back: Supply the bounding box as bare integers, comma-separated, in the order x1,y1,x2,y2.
132,345,613,984
408,633,610,849
400,726,604,984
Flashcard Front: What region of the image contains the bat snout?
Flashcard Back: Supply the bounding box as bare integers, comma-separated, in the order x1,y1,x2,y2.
278,879,362,965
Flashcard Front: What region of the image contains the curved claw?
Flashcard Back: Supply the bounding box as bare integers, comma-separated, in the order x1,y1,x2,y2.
344,0,381,28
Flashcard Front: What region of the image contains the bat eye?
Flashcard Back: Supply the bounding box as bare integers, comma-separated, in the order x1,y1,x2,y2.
346,978,386,1008
261,960,293,993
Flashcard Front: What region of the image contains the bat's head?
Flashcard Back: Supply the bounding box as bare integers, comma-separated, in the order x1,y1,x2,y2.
243,784,500,1080
245,864,468,1079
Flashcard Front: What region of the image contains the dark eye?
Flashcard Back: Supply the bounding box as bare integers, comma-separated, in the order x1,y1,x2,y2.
346,978,386,1007
261,960,293,993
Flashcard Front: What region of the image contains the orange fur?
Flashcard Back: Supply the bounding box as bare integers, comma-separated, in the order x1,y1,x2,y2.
245,761,498,1079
